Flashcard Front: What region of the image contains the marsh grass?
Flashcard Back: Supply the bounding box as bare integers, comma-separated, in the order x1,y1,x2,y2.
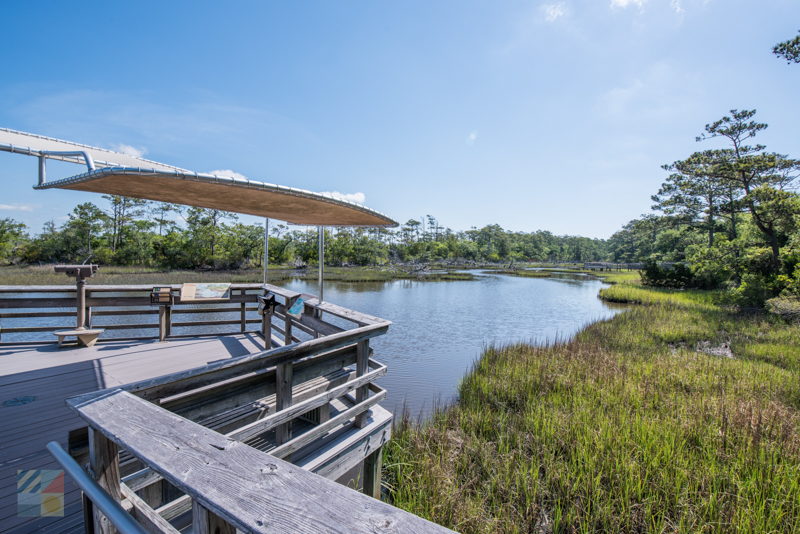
599,284,722,310
0,265,475,285
485,270,554,278
485,269,643,283
385,281,800,533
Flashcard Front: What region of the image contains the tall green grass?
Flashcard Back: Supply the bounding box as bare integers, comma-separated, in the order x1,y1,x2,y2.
385,281,800,533
599,284,722,310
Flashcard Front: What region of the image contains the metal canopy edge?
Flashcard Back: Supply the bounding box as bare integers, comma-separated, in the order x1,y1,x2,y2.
0,127,189,172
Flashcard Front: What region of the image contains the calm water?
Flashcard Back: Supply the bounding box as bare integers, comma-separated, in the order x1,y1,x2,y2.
1,271,620,418
284,271,621,418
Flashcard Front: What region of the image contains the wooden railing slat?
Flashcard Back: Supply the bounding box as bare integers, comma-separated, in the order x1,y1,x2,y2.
302,296,386,326
106,322,388,402
119,483,181,534
0,285,75,292
270,384,386,459
229,362,387,442
0,297,76,308
68,390,455,534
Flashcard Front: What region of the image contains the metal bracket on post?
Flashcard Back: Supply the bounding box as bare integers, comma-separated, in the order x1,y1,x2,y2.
37,150,97,186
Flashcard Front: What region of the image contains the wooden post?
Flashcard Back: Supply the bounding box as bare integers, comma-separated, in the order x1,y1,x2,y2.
192,501,235,534
166,304,172,338
76,277,86,329
284,296,295,345
275,362,293,445
261,294,273,349
82,493,96,534
354,340,370,428
239,289,246,333
158,306,168,342
88,427,121,533
139,480,165,509
363,446,383,499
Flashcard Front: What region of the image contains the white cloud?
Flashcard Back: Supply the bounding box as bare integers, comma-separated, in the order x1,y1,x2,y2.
541,2,568,22
466,130,478,146
610,0,645,8
111,143,146,158
0,203,35,212
670,0,685,13
208,169,248,180
319,191,366,204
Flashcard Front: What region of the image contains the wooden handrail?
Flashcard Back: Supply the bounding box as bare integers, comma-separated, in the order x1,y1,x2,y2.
120,357,387,495
67,389,455,534
111,321,388,402
0,283,267,293
227,360,387,442
0,282,380,344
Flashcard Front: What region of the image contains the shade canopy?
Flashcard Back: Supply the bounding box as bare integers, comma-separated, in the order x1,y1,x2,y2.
1,128,397,227
36,168,396,226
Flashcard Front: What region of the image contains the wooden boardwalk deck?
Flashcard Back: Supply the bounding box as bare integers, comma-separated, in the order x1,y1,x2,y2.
0,334,267,534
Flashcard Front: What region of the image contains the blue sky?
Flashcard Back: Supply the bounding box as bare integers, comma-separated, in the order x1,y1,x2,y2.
1,0,798,238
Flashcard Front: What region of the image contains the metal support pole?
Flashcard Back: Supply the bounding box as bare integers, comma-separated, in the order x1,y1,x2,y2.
264,217,269,284
318,226,324,304
46,442,147,534
38,156,46,186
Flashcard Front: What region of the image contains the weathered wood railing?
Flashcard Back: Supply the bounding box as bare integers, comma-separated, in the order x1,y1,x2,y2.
57,387,454,533
40,289,453,532
0,282,334,345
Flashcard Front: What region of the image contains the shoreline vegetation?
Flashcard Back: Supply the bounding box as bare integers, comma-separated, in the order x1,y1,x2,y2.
0,262,604,286
384,272,800,533
0,263,489,285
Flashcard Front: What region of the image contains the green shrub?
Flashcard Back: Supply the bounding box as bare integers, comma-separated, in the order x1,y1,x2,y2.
640,260,697,288
727,273,780,308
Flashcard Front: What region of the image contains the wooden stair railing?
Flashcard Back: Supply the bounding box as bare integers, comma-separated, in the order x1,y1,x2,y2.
57,389,456,534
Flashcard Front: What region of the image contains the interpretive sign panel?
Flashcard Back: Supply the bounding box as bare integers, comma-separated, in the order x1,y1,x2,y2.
180,283,231,301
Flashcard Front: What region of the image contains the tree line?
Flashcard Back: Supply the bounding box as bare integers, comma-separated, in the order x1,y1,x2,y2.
607,108,800,305
0,201,609,269
606,36,800,306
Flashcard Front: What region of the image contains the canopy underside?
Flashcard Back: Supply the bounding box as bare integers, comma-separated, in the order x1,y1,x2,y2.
36,169,397,227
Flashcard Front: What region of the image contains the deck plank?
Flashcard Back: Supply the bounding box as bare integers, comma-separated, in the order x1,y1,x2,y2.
0,334,266,534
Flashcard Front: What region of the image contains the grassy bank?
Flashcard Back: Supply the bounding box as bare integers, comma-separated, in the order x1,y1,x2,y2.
486,269,554,278
489,268,642,283
0,264,475,285
385,278,800,532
